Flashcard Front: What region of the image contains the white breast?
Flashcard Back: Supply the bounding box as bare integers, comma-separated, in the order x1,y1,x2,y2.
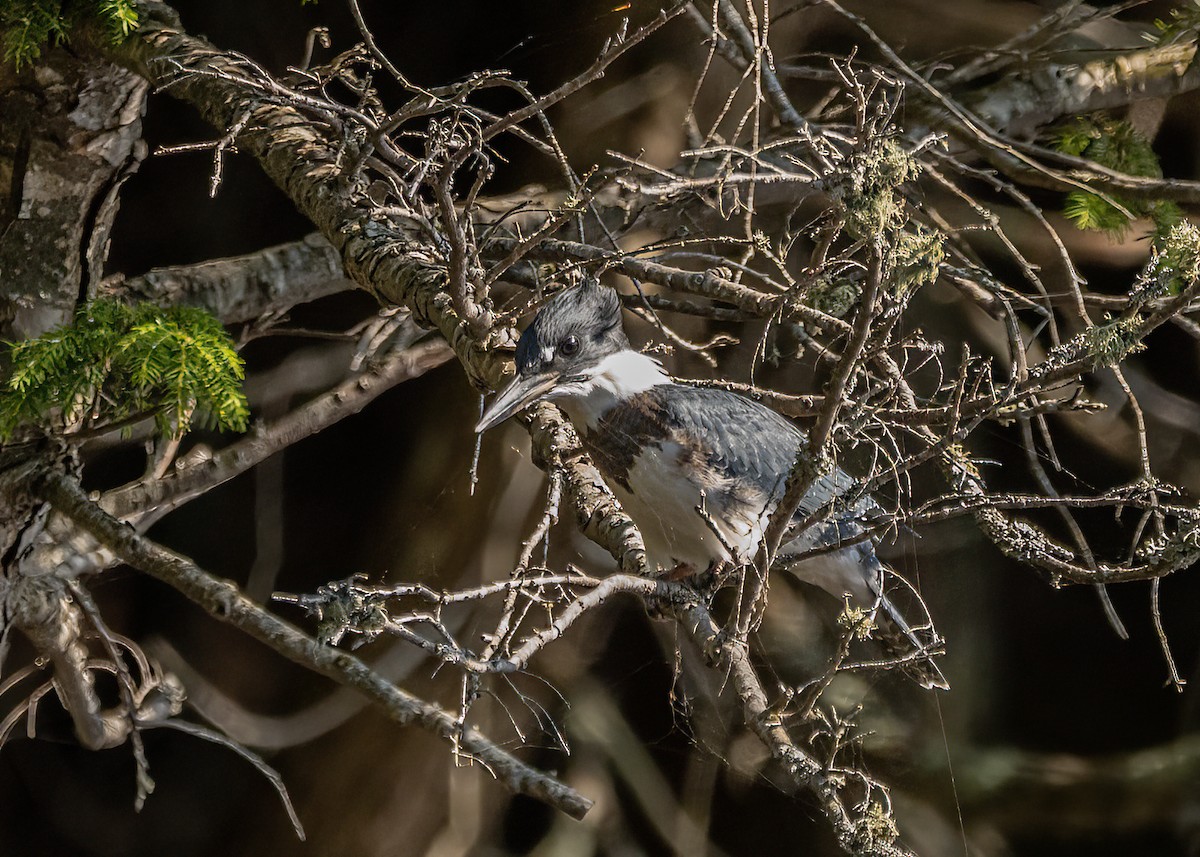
608,442,771,572
555,349,773,572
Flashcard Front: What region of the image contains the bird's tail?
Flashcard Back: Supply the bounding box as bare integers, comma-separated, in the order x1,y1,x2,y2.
865,565,949,691
778,541,948,689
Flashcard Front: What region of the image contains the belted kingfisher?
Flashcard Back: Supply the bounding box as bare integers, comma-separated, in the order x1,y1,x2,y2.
476,281,947,690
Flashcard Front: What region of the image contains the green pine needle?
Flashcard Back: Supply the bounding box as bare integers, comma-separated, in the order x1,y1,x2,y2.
1150,1,1200,45
97,0,138,37
1,0,137,68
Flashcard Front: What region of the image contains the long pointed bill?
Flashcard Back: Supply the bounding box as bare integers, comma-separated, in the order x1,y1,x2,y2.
475,371,560,433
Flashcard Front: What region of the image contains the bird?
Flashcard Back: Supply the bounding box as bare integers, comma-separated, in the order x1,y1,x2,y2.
475,280,948,690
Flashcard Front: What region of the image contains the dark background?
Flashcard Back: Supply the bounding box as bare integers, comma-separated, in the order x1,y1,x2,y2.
3,1,1200,855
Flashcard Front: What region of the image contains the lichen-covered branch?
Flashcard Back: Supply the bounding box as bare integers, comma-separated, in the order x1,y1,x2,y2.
105,232,354,323
964,41,1200,138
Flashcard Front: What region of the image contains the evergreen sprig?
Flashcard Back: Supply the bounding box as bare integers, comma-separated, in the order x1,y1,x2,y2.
1,0,137,68
1,300,249,440
1049,115,1180,237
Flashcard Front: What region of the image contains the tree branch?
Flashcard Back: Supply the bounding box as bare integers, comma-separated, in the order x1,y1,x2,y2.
105,232,354,323
964,41,1200,139
104,337,452,521
22,466,594,821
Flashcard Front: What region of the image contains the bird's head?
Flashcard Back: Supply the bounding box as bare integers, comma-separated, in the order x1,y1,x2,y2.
475,280,630,433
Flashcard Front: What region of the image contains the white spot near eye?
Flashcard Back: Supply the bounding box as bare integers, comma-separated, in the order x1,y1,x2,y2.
542,347,555,364
553,350,670,431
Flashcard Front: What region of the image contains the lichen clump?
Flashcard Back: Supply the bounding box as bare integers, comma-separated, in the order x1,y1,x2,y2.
1139,219,1200,300
1083,315,1146,370
837,602,877,640
808,277,862,318
890,226,945,294
831,138,919,238
850,800,900,851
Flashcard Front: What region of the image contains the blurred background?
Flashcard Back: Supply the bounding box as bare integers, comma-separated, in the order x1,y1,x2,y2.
3,1,1200,855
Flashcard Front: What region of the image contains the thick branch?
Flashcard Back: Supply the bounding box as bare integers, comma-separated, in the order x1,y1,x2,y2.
963,41,1200,139
820,0,1200,205
107,232,354,323
105,15,656,581
113,16,508,390
523,402,649,575
0,49,147,340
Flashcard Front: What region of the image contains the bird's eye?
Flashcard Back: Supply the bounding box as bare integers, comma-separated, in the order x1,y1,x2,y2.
560,335,580,357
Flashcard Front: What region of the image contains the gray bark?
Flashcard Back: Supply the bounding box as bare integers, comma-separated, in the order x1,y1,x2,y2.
0,51,148,340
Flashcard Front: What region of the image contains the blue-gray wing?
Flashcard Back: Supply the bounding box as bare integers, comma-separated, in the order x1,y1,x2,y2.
636,387,946,689
643,385,879,538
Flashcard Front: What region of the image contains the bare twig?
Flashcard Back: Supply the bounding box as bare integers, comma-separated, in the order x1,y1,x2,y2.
26,468,595,820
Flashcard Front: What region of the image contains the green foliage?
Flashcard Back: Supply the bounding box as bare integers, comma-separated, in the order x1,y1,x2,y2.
1060,188,1135,234
96,0,137,39
831,137,919,239
1152,219,1200,293
1,300,249,440
1,0,137,68
1049,115,1178,236
1066,220,1199,370
1150,0,1200,44
0,0,64,67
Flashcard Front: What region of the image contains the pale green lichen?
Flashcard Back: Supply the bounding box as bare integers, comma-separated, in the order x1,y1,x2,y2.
830,138,920,238
838,602,877,641
850,801,900,851
808,277,862,318
1135,219,1200,302
890,226,945,295
1083,315,1146,370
